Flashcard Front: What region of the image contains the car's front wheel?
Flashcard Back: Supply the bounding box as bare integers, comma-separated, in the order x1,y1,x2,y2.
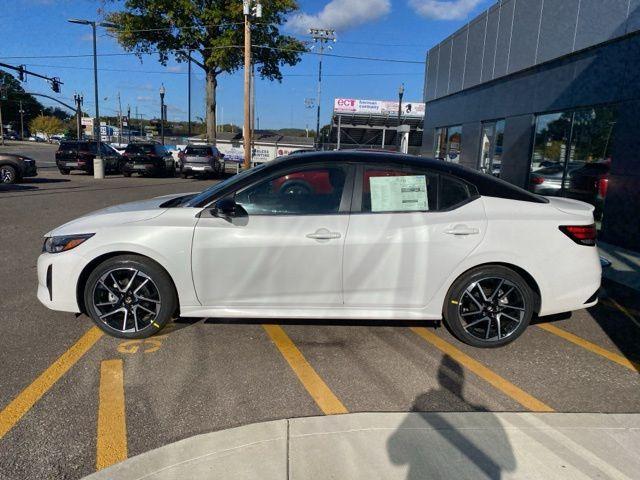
444,266,534,348
83,255,177,338
0,165,17,184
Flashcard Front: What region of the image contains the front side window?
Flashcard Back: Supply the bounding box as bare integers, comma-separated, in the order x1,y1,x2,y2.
234,165,349,216
361,165,438,213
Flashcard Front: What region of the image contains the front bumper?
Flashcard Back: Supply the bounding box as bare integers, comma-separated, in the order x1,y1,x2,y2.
22,161,38,177
37,252,84,313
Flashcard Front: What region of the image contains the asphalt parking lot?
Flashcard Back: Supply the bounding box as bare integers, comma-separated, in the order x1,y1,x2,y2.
1,143,639,479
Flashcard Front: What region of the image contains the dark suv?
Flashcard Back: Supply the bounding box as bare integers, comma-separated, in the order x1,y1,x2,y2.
122,143,176,177
178,144,224,178
55,141,123,175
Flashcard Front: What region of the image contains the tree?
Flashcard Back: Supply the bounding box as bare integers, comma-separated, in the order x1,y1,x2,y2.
0,71,46,134
106,0,306,142
29,115,65,140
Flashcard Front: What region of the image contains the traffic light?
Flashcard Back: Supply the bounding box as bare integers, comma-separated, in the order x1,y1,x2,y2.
18,65,25,82
51,78,61,93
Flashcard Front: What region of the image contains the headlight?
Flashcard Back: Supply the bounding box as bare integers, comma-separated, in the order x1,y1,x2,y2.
42,233,94,253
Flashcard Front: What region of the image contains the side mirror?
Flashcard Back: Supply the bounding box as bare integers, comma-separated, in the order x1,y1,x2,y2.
211,197,246,220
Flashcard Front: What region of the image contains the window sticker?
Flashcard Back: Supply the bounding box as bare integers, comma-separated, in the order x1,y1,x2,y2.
370,175,428,212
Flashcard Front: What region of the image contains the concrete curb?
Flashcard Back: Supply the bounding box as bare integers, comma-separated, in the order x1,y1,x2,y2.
85,412,640,479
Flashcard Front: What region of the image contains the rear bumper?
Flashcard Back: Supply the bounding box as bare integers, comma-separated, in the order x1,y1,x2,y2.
56,160,91,172
123,162,163,174
182,162,216,173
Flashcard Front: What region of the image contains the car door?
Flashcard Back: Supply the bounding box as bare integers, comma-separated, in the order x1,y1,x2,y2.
343,163,487,308
191,163,354,307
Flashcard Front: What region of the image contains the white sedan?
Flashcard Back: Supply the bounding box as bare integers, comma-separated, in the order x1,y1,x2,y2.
37,152,601,348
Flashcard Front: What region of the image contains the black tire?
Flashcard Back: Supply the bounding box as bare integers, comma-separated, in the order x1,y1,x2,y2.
123,171,132,177
180,171,189,179
0,164,17,184
443,265,534,348
83,255,177,339
59,168,70,175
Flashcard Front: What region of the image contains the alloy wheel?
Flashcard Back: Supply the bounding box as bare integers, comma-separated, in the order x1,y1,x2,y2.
92,268,161,333
0,166,16,184
457,277,526,342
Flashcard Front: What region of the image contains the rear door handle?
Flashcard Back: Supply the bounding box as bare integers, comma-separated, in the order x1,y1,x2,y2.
444,225,480,236
306,228,342,240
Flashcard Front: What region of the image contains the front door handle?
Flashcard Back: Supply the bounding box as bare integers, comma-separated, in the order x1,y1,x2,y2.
306,228,342,240
444,225,480,236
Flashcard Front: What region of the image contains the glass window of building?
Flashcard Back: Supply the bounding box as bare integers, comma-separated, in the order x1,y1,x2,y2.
529,106,617,228
433,125,462,163
479,120,505,177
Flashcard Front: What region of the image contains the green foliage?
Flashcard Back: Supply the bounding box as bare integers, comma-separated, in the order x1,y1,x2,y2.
106,0,304,77
105,0,307,139
0,71,45,131
29,115,65,138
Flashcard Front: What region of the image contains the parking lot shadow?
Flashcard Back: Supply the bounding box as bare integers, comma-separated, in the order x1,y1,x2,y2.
387,355,516,479
0,177,70,193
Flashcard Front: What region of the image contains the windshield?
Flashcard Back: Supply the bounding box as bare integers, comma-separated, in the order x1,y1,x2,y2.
184,163,267,207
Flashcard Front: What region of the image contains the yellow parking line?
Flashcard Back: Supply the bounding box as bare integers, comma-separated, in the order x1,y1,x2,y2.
0,326,104,440
263,325,347,415
96,359,128,470
411,327,554,412
537,323,640,372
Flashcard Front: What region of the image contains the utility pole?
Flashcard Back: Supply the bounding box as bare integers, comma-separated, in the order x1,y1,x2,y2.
19,101,25,140
0,83,6,146
159,84,165,145
73,93,83,141
117,91,123,145
397,83,404,152
309,28,336,151
127,105,131,143
188,50,192,138
243,0,262,170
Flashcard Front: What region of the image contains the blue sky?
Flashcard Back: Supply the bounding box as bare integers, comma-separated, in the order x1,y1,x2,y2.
1,0,492,129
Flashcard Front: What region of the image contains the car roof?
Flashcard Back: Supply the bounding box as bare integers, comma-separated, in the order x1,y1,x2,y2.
268,151,548,204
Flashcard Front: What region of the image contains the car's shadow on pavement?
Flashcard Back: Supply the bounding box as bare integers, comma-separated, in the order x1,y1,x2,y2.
0,177,71,192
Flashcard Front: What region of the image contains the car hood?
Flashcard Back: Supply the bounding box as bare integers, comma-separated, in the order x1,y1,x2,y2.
45,192,196,237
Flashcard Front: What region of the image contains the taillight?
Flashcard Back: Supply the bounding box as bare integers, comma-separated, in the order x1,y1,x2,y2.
559,224,597,246
597,177,608,198
530,175,544,185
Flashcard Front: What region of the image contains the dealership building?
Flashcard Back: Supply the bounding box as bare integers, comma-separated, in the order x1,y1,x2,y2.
421,0,640,252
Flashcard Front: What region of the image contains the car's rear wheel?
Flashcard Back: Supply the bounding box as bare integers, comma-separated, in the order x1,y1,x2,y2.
444,266,533,348
0,165,17,184
59,168,70,175
83,255,177,339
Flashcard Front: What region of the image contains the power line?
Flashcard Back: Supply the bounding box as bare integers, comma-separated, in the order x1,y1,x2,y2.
0,45,425,64
20,62,424,77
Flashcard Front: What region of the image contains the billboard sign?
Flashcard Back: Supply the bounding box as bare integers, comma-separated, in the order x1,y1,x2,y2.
334,98,425,117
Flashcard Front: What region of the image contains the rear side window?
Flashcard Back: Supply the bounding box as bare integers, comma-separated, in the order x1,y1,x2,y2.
439,175,475,210
361,165,438,213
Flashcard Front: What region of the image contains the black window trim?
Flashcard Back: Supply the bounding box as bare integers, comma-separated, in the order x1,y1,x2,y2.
206,162,356,217
351,162,479,215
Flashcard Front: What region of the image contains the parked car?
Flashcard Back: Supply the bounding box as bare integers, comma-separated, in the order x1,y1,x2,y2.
528,162,582,196
178,144,224,179
28,136,45,143
121,142,176,177
0,153,37,184
37,152,601,348
55,141,123,175
566,161,610,221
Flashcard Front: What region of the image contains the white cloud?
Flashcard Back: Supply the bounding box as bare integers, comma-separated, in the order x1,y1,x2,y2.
288,0,391,34
166,65,184,73
408,0,485,20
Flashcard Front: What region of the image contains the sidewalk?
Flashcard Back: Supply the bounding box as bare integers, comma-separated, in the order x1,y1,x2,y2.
599,241,640,291
86,412,640,480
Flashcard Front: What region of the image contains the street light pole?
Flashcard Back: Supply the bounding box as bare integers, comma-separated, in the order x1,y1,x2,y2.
242,0,262,170
187,51,192,138
310,28,336,151
159,84,165,145
68,18,115,178
19,101,25,140
397,83,404,152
